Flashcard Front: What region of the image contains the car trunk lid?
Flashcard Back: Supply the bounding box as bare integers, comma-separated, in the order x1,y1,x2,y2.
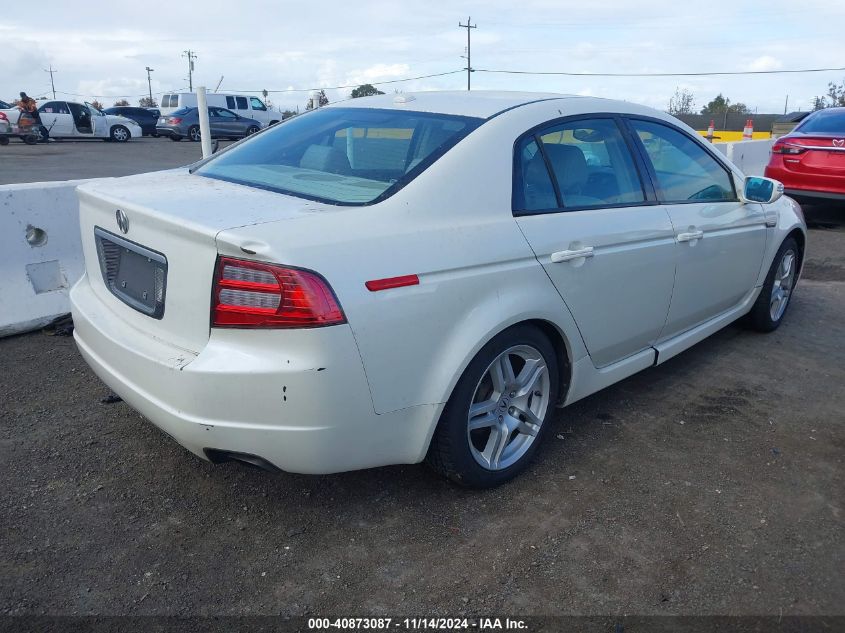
779,134,845,173
77,169,338,353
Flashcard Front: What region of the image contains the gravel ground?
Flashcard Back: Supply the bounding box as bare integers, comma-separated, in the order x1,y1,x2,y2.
0,206,843,620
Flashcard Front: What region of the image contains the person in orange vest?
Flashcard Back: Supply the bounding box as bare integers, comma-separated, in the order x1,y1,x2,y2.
16,92,48,142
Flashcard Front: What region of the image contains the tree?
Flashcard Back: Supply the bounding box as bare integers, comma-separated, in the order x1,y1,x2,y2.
90,100,105,111
812,79,845,109
700,93,750,116
139,96,158,108
113,99,130,107
281,109,297,120
351,84,385,98
667,87,695,115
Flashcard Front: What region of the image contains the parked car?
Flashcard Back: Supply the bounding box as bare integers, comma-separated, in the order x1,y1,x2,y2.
159,92,276,127
0,99,12,109
104,106,161,137
2,100,142,141
765,107,845,203
156,106,262,141
70,92,806,487
0,110,11,144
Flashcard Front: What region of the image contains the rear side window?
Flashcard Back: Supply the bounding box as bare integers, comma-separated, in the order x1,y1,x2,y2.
236,96,248,109
630,119,735,202
796,109,845,134
197,107,482,205
514,117,645,213
226,96,236,109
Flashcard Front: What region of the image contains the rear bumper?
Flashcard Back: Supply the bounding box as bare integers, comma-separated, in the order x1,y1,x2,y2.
765,160,845,200
155,126,181,137
70,273,434,474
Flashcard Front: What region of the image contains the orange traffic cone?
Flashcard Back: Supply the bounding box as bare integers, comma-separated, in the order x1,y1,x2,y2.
742,118,754,140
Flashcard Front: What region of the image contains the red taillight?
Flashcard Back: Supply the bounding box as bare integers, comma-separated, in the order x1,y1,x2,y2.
771,140,807,155
169,117,182,124
211,257,345,328
0,112,7,122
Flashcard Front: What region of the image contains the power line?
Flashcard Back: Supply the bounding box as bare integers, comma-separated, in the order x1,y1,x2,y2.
458,17,477,91
474,66,845,78
229,70,464,93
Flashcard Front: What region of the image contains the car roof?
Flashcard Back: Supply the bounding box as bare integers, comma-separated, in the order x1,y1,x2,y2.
330,90,642,120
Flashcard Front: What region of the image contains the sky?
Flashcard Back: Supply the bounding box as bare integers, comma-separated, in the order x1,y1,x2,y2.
3,0,845,115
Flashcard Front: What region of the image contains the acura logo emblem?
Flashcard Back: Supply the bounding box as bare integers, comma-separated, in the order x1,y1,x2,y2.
115,209,129,234
833,139,845,147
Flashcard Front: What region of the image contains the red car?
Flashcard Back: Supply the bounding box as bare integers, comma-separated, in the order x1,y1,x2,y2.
765,107,845,203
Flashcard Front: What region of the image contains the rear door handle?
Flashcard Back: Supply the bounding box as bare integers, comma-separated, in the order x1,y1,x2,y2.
551,247,594,263
676,230,704,243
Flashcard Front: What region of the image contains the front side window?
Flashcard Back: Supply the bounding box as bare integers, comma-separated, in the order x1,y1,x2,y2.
197,107,482,205
630,119,735,202
250,97,267,111
514,117,645,213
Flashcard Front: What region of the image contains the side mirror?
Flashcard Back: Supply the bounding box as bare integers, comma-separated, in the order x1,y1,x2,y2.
742,176,783,204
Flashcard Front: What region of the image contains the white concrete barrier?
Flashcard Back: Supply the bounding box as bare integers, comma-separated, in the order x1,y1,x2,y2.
712,138,775,177
0,179,105,337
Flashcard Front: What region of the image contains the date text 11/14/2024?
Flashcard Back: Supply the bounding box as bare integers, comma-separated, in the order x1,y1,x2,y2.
307,618,529,630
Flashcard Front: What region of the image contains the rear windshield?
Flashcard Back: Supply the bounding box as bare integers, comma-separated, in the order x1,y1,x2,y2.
171,107,193,116
196,107,483,205
796,109,845,134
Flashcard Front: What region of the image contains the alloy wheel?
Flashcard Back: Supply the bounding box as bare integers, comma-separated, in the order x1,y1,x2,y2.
466,345,550,471
770,249,796,322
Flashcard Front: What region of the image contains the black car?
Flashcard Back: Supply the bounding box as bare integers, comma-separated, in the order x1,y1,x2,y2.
104,106,161,136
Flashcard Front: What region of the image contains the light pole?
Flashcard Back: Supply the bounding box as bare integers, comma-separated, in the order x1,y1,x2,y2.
145,67,154,105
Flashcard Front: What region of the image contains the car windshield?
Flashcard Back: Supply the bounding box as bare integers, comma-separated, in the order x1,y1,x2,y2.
796,110,845,134
171,107,193,116
196,107,483,205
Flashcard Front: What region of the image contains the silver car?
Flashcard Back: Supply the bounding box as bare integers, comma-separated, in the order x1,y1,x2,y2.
156,106,262,142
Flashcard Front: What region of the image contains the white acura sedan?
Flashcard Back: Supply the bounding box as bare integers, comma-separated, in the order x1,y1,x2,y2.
70,92,806,487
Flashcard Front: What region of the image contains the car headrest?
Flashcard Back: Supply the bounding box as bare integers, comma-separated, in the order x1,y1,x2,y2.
542,144,588,193
522,155,558,210
299,145,350,174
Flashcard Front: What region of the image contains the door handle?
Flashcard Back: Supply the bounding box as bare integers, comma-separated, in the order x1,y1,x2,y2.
551,247,594,263
676,230,704,243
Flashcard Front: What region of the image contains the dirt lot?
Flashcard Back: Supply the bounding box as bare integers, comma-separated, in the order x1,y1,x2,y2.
0,206,843,621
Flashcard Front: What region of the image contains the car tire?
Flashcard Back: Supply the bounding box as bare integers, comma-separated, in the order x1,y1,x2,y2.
246,125,260,136
0,136,9,146
745,236,800,332
426,324,559,488
188,126,201,142
110,125,130,142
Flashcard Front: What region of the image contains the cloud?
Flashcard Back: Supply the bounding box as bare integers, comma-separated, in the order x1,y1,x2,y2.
746,55,783,72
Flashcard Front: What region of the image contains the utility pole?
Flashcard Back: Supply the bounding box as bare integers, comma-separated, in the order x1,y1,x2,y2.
145,67,154,105
182,50,197,91
458,17,477,91
44,65,57,99
784,94,789,115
